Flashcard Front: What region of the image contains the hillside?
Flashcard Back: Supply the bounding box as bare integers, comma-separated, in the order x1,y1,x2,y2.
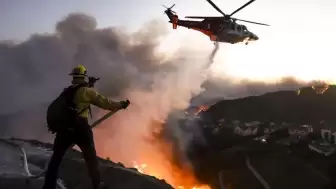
0,138,173,189
203,85,336,124
186,85,336,189
2,85,336,189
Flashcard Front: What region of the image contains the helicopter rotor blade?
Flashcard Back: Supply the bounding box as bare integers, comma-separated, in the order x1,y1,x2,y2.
185,16,207,19
229,0,255,17
233,18,270,26
162,4,176,14
206,0,226,16
185,16,222,19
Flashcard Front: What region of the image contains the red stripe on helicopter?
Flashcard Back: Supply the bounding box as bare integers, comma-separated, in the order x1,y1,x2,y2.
192,28,217,41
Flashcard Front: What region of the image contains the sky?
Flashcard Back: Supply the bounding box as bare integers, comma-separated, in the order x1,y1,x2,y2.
1,0,336,82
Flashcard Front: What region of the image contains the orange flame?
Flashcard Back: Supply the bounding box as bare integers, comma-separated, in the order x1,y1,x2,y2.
132,160,211,189
94,108,211,189
297,82,329,95
130,120,211,189
194,105,209,115
311,83,329,94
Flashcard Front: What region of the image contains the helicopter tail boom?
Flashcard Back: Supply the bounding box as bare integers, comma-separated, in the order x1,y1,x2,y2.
163,4,178,29
168,20,178,29
172,15,178,29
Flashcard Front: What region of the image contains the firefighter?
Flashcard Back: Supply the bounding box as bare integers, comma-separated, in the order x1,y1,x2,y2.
43,65,130,189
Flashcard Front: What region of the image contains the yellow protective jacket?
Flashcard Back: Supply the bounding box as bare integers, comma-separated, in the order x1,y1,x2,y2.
72,79,122,118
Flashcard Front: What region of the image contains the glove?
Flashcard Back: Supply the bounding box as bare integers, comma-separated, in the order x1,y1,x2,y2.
120,100,130,109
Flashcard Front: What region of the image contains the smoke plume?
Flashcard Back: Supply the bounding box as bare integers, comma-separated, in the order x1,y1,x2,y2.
0,12,309,187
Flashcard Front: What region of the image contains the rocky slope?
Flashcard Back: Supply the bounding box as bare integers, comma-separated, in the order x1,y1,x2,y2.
0,138,173,189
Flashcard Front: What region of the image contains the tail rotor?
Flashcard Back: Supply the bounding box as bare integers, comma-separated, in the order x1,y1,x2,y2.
163,4,178,29
163,4,176,15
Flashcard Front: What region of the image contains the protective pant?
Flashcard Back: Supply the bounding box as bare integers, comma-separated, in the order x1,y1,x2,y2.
42,118,100,189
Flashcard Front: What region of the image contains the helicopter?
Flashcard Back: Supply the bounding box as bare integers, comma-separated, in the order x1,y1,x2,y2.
163,0,269,45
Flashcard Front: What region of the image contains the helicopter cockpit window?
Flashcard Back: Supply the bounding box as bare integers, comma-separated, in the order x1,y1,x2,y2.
242,26,248,33
237,26,241,32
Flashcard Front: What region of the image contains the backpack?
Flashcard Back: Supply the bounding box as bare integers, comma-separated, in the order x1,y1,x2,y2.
46,85,87,133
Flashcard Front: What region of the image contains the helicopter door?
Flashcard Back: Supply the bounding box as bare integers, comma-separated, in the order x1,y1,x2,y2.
230,23,235,31
236,25,242,35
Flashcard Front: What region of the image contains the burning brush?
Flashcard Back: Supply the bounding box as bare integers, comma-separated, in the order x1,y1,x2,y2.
94,34,221,189
297,82,329,95
194,105,210,115
132,160,211,189
311,83,329,94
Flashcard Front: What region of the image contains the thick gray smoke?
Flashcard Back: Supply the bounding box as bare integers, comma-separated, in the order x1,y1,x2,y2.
192,76,305,106
0,13,215,186
0,12,308,186
0,13,173,139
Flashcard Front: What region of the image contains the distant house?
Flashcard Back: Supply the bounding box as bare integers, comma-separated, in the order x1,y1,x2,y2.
288,125,313,136
276,135,300,146
263,123,284,134
217,118,229,128
288,128,305,136
308,140,336,156
301,125,314,132
219,118,225,123
264,126,279,134
245,121,261,127
321,129,336,144
234,125,258,136
264,128,271,134
232,120,240,125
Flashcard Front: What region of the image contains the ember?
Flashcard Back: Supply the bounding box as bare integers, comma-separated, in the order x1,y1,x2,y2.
194,105,209,115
